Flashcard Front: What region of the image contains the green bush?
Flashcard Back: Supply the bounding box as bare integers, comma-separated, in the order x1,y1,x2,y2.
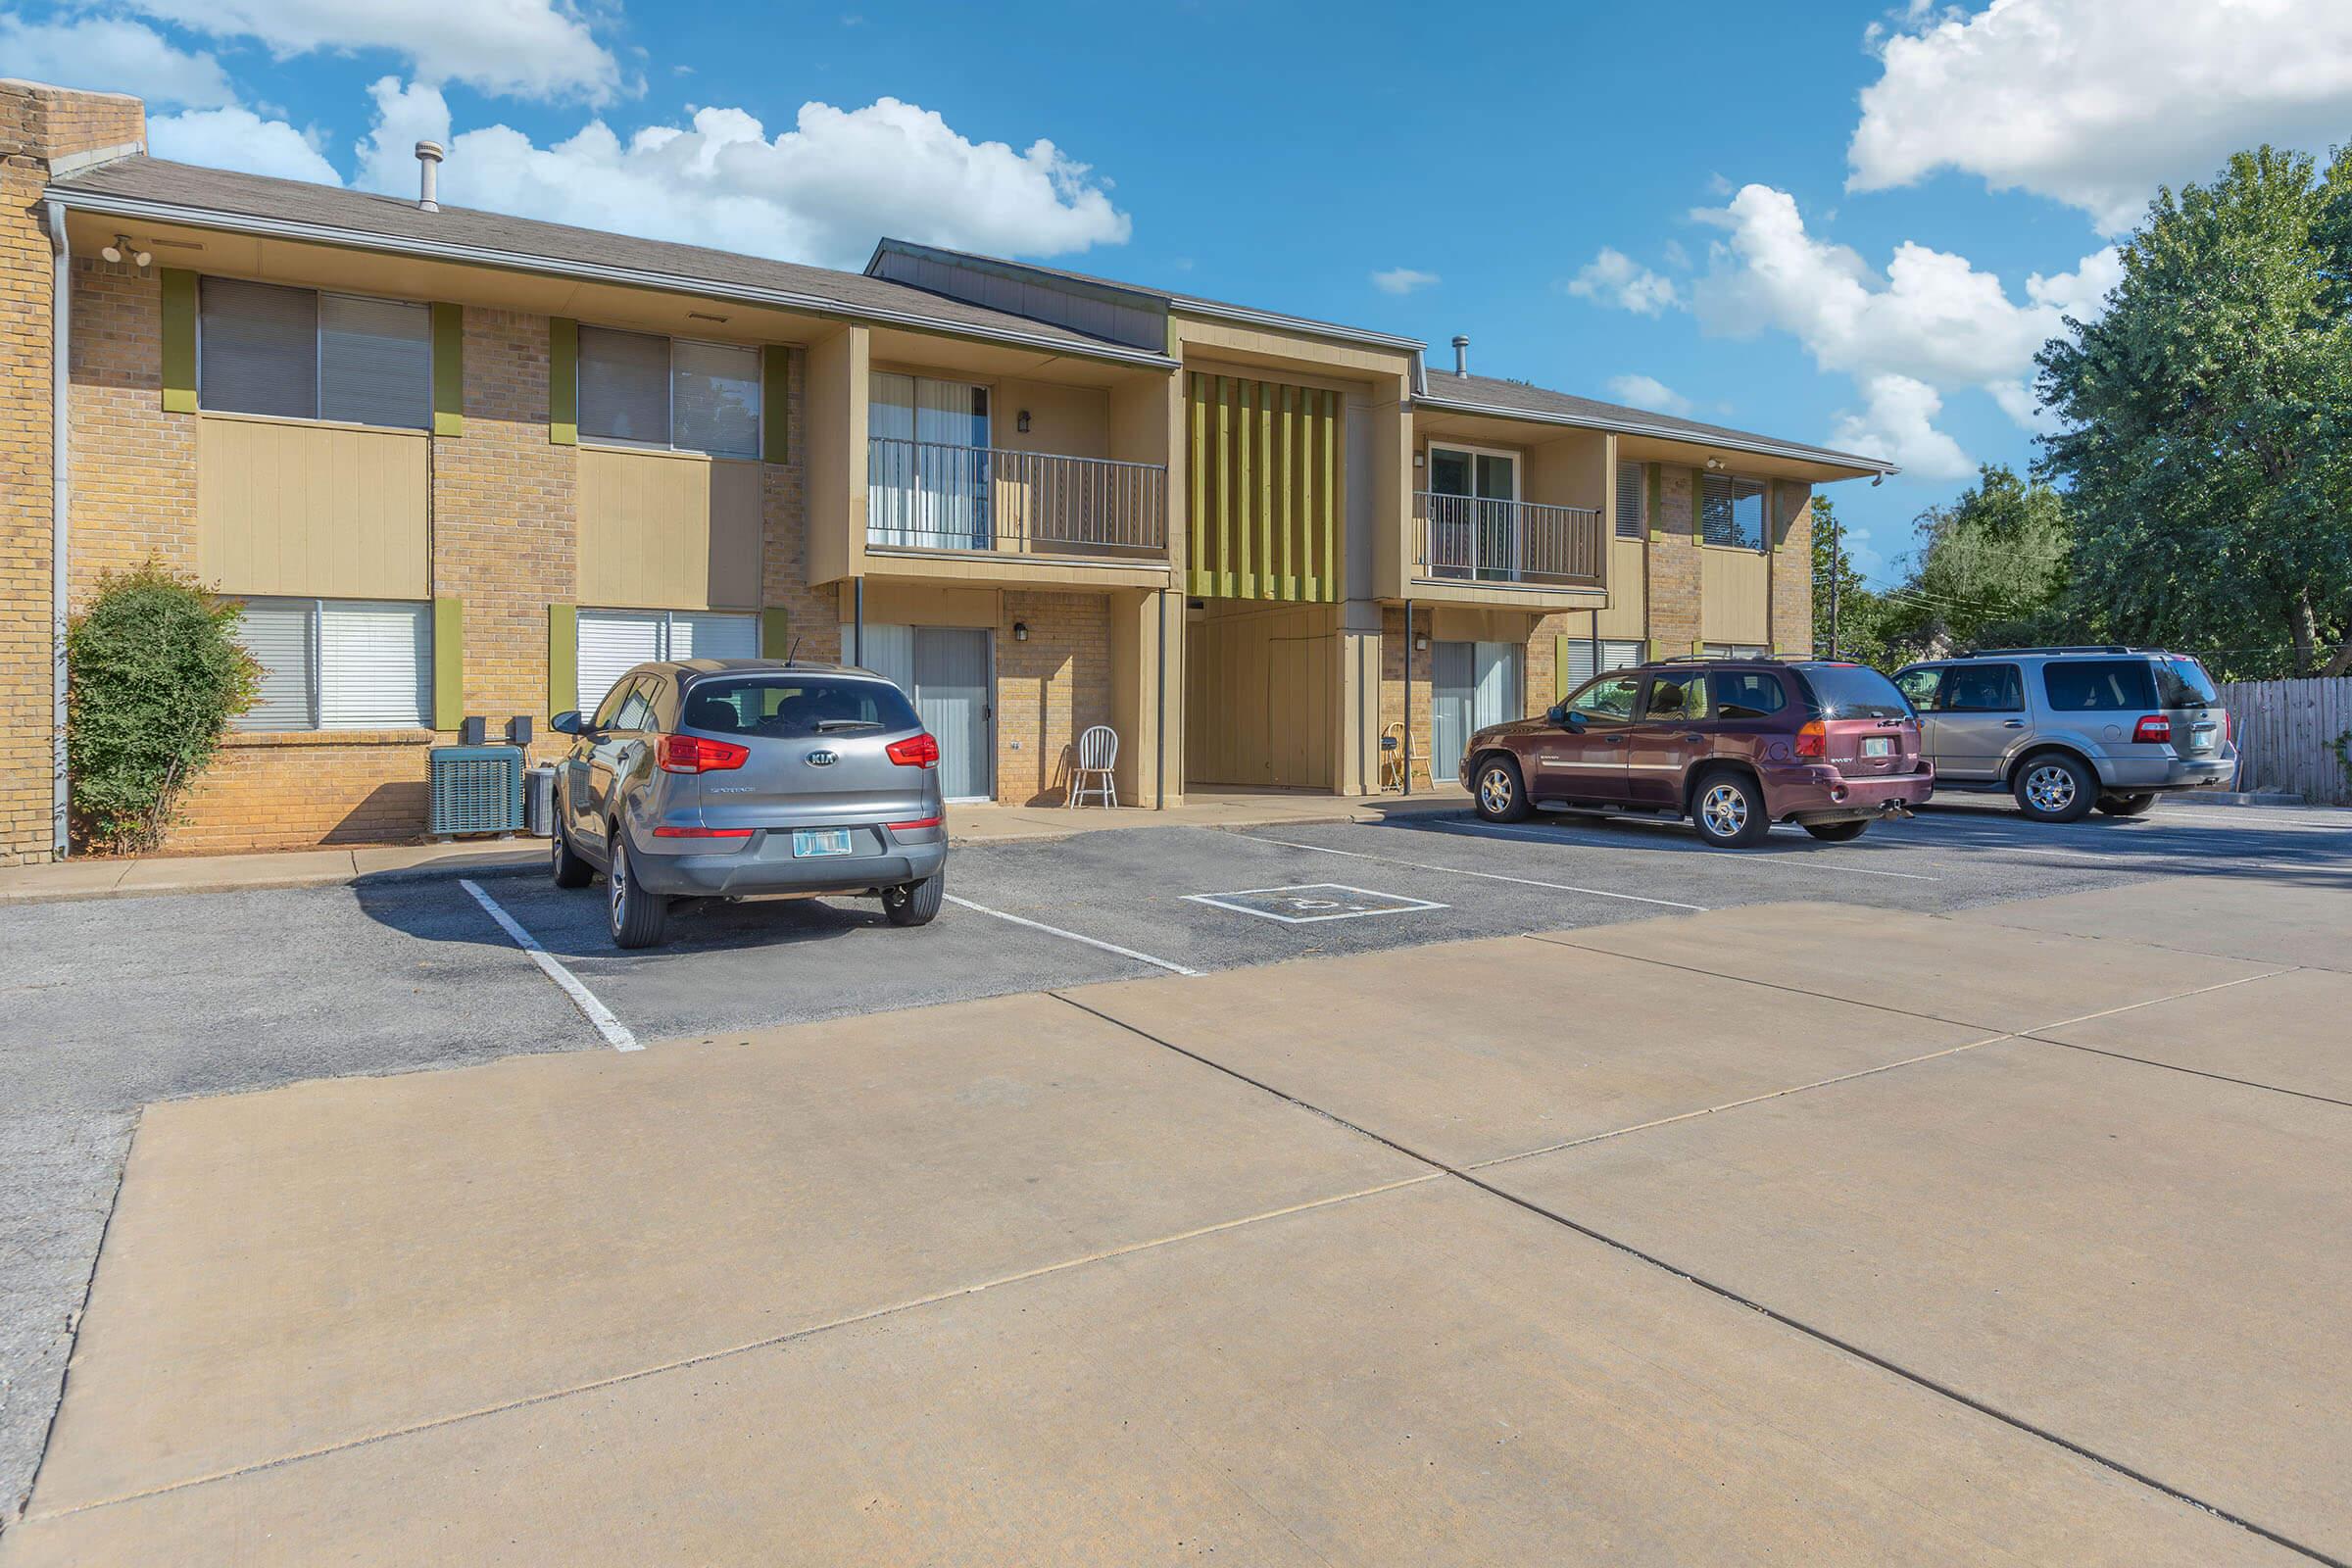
66,564,260,854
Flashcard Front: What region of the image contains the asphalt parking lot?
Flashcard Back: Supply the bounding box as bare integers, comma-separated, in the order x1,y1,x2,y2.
2,796,2349,1559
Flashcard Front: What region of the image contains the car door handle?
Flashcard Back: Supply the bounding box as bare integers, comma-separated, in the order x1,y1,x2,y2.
1681,733,1705,743
2002,719,2026,728
1602,735,1629,746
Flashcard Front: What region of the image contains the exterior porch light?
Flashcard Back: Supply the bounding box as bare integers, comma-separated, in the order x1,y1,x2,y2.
1016,409,1031,433
1013,621,1030,641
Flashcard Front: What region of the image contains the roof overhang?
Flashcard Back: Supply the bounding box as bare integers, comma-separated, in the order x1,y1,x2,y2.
50,184,1179,370
1412,391,1895,480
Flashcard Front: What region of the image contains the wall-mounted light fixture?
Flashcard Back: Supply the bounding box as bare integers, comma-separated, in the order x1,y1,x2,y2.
1704,456,1726,471
1016,409,1031,434
1412,452,1425,467
1414,635,1430,652
101,234,151,270
1013,621,1030,641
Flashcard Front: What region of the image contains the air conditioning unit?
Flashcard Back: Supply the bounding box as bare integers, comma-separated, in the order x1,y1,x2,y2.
524,764,557,838
428,745,524,836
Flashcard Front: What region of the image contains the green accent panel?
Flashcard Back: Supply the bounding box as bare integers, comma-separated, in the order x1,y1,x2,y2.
761,607,792,657
547,603,578,719
1691,639,1707,656
1276,384,1294,599
1646,464,1665,540
761,346,790,463
1214,377,1234,597
432,597,465,730
430,303,464,437
1235,379,1254,598
160,269,197,413
1319,388,1337,603
1189,373,1208,584
1186,568,1214,596
548,318,579,445
1255,380,1276,600
1298,387,1316,598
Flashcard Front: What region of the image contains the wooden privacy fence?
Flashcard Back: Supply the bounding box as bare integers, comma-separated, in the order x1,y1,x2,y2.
2215,678,2352,804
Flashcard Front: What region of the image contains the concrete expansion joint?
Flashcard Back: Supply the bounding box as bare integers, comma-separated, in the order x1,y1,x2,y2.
1044,983,2343,1568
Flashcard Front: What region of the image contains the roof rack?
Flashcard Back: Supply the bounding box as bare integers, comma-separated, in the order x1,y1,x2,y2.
1652,652,1816,665
1953,645,2145,658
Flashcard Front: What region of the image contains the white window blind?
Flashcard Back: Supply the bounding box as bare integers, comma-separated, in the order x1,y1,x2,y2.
1615,461,1647,540
1700,473,1769,551
200,277,317,420
235,599,316,731
577,327,670,447
577,610,663,715
232,599,428,730
671,340,760,458
1602,638,1645,672
318,602,431,728
319,294,429,428
1559,637,1643,696
575,609,760,713
1704,643,1771,659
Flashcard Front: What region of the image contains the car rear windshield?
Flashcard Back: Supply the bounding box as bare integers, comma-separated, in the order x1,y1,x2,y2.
2155,656,2219,708
2042,659,2158,711
1793,663,1911,719
680,676,920,738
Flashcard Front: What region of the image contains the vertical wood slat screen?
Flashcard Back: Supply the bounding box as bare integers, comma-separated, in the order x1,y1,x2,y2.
1185,371,1339,601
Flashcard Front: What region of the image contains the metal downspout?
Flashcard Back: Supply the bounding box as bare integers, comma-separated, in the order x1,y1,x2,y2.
1153,588,1166,810
45,201,70,858
1401,598,1413,797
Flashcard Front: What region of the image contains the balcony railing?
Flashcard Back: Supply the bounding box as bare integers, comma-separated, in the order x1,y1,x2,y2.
867,438,1167,558
1414,492,1604,587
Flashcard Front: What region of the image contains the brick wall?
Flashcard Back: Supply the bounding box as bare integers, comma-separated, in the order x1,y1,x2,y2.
760,348,831,662
70,256,195,593
995,588,1111,806
1378,604,1438,789
0,81,148,865
164,732,433,854
1773,484,1815,655
1647,466,1702,656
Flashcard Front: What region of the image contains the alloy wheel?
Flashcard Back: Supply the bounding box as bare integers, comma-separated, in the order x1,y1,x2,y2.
609,839,628,929
1479,765,1515,815
2025,764,2077,814
1700,782,1748,838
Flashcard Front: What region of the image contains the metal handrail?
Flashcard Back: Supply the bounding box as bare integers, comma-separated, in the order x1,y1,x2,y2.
866,437,1168,555
1412,491,1603,586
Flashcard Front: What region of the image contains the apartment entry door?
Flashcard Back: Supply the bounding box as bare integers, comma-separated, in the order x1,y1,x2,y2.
1431,640,1524,777
858,622,995,801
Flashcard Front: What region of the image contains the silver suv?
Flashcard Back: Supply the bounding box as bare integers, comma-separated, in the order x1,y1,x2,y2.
550,660,948,948
1890,647,2236,822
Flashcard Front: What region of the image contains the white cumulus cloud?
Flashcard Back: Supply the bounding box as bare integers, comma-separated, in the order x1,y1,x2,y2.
1605,374,1694,416
1830,374,1972,479
1370,267,1439,295
121,0,622,103
352,79,1131,270
1850,0,2352,232
151,105,341,184
1564,247,1680,316
0,12,235,109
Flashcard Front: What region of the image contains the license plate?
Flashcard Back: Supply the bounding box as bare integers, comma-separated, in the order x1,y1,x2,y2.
792,828,855,858
1863,736,1893,758
2192,723,2217,748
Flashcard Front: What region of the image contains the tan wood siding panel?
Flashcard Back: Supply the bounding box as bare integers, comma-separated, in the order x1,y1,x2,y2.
196,416,428,599
1184,602,1334,789
576,447,762,611
1598,537,1647,638
1699,546,1770,645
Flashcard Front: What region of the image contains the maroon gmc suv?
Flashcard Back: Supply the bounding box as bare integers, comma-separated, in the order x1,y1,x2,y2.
1460,657,1936,848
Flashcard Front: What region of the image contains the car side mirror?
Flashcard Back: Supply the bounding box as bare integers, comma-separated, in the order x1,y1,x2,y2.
550,710,585,736
1562,709,1588,734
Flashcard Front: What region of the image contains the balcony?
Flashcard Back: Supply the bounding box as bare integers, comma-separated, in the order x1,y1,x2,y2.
866,438,1167,560
1413,492,1604,588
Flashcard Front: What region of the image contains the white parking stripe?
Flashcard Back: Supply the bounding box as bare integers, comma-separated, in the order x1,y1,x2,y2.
1252,836,1709,911
1417,818,1942,881
460,878,640,1052
943,894,1201,977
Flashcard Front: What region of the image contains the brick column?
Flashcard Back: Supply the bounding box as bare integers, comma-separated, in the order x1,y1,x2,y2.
1772,484,1815,655
1646,466,1703,656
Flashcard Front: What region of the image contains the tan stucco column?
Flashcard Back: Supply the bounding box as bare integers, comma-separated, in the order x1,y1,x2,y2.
1110,585,1184,807
1332,599,1383,796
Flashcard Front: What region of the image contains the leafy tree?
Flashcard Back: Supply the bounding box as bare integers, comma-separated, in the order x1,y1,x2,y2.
1809,497,1893,666
2036,144,2352,678
1878,465,2077,659
67,563,260,854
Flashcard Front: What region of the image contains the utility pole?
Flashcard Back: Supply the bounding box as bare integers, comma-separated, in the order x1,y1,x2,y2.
1829,509,1842,660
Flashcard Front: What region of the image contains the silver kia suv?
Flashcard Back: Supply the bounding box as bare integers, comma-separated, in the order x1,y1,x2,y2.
550,660,948,948
1890,647,2236,823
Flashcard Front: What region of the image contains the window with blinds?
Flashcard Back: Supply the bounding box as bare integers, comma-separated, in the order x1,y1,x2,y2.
232,599,431,730
199,278,428,427
575,609,760,714
578,329,761,457
1559,637,1648,694
1699,473,1769,551
1615,461,1647,540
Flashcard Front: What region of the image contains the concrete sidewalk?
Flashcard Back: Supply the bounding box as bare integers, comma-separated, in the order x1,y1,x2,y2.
0,788,1468,906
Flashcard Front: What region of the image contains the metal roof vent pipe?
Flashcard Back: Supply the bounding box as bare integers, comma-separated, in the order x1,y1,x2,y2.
415,140,445,212
1451,334,1469,376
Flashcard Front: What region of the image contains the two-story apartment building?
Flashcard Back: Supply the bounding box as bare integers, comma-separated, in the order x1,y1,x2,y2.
0,79,1890,862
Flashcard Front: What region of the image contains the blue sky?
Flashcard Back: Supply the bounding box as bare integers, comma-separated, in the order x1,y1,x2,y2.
10,0,2352,582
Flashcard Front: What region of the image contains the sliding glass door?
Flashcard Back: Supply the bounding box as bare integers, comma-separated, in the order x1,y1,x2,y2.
869,372,992,549
1426,445,1518,579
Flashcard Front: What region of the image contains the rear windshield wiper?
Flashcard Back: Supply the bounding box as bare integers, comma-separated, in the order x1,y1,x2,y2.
813,718,883,732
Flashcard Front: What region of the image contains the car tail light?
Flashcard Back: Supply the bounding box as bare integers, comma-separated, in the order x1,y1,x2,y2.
886,733,941,768
1793,719,1827,759
2222,710,2232,744
887,815,945,831
653,824,754,839
2132,714,2172,744
658,733,749,773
